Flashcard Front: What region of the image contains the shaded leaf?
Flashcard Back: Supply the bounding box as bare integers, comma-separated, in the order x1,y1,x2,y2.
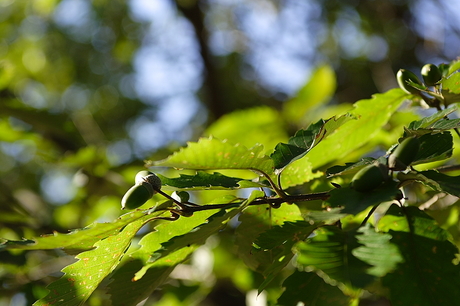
398,170,460,197
379,205,460,306
157,172,249,190
295,225,373,290
255,220,319,292
326,158,376,178
271,114,354,171
235,199,303,275
278,270,353,306
325,180,400,215
412,132,453,165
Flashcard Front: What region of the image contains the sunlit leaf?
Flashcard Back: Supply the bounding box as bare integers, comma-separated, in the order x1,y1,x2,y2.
1,211,146,254
352,224,403,277
279,156,324,188
150,190,262,263
307,88,407,169
152,137,274,175
442,72,460,94
34,214,152,306
406,105,458,132
204,106,288,153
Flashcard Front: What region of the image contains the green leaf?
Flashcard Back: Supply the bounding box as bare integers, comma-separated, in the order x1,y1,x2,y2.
295,225,374,290
34,214,152,306
406,105,458,132
447,59,460,76
379,205,460,306
204,106,289,153
278,155,324,188
412,132,453,165
303,208,348,223
441,72,460,105
283,65,336,124
442,72,460,94
325,180,400,215
352,224,403,277
157,171,250,190
278,270,353,306
326,158,376,178
271,114,354,170
307,88,407,169
152,137,274,175
150,190,261,262
1,211,146,254
255,220,319,292
235,200,303,274
106,208,220,305
398,170,460,197
108,248,195,306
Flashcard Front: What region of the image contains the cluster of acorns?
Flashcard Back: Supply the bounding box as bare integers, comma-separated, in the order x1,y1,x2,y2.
350,137,420,192
396,63,443,94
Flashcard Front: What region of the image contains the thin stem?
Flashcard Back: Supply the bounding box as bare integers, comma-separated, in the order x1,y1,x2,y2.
360,205,379,226
151,191,330,214
253,169,288,199
434,164,460,173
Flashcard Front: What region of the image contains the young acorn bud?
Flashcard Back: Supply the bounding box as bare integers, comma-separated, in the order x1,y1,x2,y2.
421,64,442,86
121,182,154,210
351,162,389,193
135,171,162,193
396,69,423,95
388,137,420,171
172,191,190,203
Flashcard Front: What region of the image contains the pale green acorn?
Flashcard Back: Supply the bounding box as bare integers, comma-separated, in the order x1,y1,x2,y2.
388,137,420,171
397,69,423,95
135,170,162,192
121,182,154,210
351,162,389,192
421,64,442,86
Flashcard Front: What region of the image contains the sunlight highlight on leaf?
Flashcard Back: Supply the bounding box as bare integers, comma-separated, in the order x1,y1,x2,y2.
152,137,274,175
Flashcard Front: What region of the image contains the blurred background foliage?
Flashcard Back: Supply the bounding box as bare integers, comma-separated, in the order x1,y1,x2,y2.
0,0,459,305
